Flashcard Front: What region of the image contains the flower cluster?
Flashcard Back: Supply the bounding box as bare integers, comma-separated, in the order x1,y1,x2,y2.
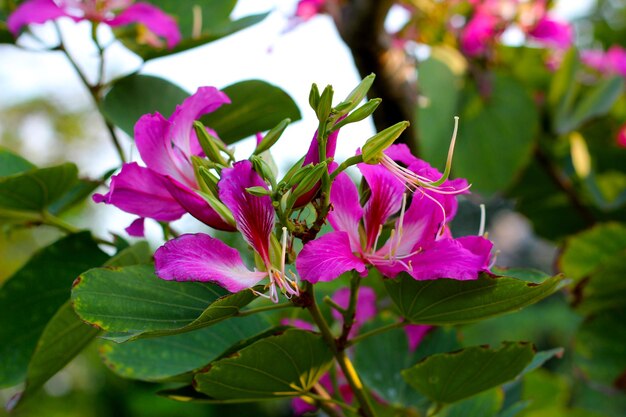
94,80,494,305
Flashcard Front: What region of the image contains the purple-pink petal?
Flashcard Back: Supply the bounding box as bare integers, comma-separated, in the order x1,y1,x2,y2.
155,233,267,292
400,238,491,281
134,112,193,187
359,163,405,251
219,161,274,263
460,11,499,57
328,171,363,252
296,231,367,283
528,17,573,50
106,2,182,48
125,217,145,237
331,286,377,327
168,87,231,157
456,235,493,272
161,175,235,231
7,0,69,35
92,162,186,222
405,324,433,351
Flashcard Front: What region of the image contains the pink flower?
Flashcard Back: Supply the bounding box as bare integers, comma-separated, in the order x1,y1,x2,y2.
155,161,299,303
296,145,493,283
93,87,235,234
331,286,377,337
295,0,325,21
527,16,573,49
7,0,181,48
460,10,501,57
617,124,626,148
582,45,626,78
405,324,433,351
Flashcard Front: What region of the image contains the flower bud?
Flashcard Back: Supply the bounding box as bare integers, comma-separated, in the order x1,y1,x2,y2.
309,83,320,111
287,162,327,208
331,98,381,132
335,73,376,115
316,85,334,122
246,186,272,197
193,121,227,165
361,121,410,164
253,118,291,155
250,155,277,188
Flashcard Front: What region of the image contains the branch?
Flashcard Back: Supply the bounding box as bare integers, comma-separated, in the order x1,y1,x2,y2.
331,0,419,153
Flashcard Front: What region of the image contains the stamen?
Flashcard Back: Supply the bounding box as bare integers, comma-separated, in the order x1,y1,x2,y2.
372,224,383,252
430,116,459,187
478,203,486,237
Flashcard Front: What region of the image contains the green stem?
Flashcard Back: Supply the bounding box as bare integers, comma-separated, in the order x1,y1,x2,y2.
306,393,356,414
304,283,378,417
323,296,347,314
330,154,364,181
346,321,406,347
41,211,80,234
236,302,293,317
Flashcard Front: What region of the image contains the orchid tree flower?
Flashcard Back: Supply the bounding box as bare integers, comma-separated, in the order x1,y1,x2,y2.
93,87,235,235
296,145,493,283
7,0,181,48
154,160,299,303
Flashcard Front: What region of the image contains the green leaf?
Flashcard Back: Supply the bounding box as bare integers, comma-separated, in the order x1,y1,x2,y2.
47,178,102,215
418,47,464,169
0,233,108,387
201,80,302,145
72,264,259,340
506,159,590,241
556,76,624,134
576,256,626,314
402,342,535,404
440,388,503,417
0,147,35,176
354,321,459,409
100,315,269,382
9,241,156,408
102,74,189,137
548,49,580,114
9,301,100,410
194,329,334,401
116,0,267,61
384,272,564,325
0,163,78,212
575,307,626,388
560,222,626,281
453,74,539,194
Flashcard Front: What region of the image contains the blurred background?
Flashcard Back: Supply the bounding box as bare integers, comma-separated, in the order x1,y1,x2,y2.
1,0,625,416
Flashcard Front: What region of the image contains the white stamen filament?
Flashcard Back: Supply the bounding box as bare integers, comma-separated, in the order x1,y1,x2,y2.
265,227,300,303
478,204,486,237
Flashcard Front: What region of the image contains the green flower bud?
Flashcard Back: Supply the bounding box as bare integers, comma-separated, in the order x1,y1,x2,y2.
332,98,382,132
193,121,227,166
253,118,291,155
361,121,410,164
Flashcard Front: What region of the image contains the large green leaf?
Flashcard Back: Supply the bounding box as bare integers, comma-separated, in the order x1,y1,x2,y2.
556,76,624,134
102,74,188,137
440,388,503,417
100,315,269,382
453,74,539,194
116,0,267,61
103,77,301,146
353,321,459,409
575,307,626,389
0,147,35,176
201,80,302,145
0,163,78,212
72,264,259,340
194,329,334,401
8,242,154,409
402,342,535,404
506,159,591,241
384,272,564,325
418,48,464,169
559,222,626,281
576,256,626,314
0,233,108,387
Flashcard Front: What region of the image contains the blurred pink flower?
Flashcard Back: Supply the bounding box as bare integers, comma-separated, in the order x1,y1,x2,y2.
582,45,626,77
460,10,500,57
7,0,181,48
617,124,626,148
527,16,573,49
